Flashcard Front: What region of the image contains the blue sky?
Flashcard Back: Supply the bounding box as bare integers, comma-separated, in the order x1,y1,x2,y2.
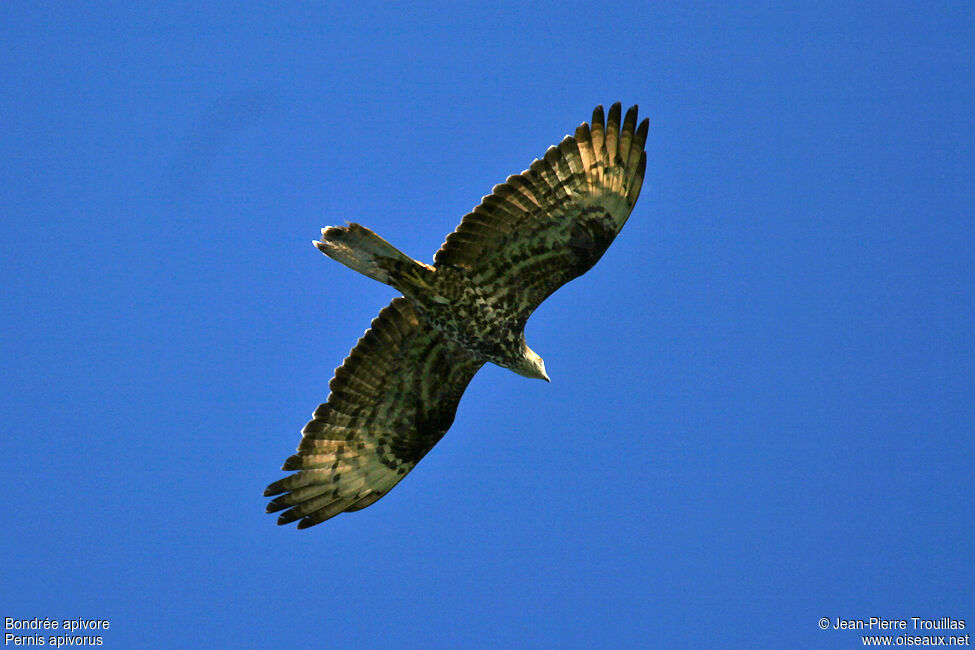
2,2,972,647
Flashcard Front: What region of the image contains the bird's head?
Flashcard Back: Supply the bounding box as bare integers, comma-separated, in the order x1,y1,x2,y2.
512,346,550,382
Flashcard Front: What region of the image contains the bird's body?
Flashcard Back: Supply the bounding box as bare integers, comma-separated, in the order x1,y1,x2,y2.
403,264,537,378
318,224,548,379
266,103,649,528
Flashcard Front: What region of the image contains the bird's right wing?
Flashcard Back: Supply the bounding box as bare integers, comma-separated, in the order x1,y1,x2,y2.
265,297,483,528
433,103,648,327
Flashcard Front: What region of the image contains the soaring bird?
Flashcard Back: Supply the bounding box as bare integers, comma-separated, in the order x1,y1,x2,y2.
265,103,648,528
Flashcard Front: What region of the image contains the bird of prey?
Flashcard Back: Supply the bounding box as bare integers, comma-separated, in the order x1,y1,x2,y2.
265,103,648,528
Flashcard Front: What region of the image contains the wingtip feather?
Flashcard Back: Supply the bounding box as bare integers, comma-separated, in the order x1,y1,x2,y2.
276,509,301,525
266,500,287,514
591,104,605,127
264,478,286,497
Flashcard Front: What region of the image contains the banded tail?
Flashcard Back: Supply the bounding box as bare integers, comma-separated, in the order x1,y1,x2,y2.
315,223,434,292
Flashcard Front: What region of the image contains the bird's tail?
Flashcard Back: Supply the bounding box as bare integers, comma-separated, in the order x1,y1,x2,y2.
315,223,434,292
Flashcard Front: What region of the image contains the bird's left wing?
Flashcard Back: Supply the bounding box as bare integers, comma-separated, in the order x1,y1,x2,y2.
265,297,483,528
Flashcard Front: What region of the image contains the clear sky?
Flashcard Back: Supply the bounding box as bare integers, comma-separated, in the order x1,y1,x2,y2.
2,2,973,648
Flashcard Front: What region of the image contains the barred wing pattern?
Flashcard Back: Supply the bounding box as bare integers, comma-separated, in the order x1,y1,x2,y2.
435,103,648,326
264,298,483,528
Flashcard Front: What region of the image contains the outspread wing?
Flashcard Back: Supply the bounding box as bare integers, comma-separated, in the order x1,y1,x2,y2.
434,103,648,325
264,297,484,528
